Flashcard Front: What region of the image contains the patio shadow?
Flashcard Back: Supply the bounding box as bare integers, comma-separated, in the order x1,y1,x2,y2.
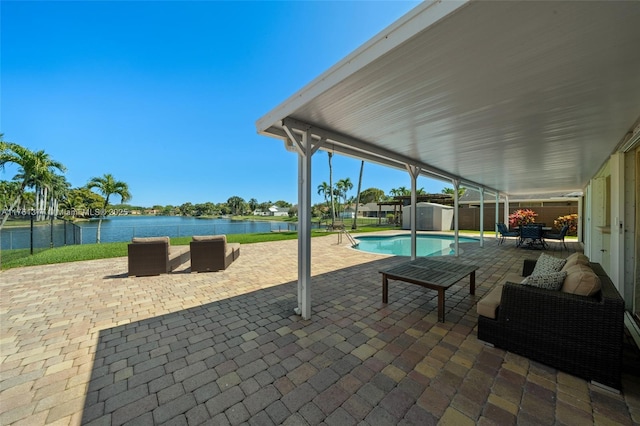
80,252,640,425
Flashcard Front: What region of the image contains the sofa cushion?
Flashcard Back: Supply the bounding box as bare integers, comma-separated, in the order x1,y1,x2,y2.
561,253,590,270
192,235,226,243
501,273,525,285
522,271,567,290
561,264,601,296
132,236,170,244
531,253,566,275
477,285,503,319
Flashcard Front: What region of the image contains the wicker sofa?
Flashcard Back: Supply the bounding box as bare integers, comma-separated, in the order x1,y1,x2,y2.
190,235,240,272
127,236,190,276
477,253,625,390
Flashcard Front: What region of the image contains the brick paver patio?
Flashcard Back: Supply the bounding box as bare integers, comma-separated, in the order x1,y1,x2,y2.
1,232,639,425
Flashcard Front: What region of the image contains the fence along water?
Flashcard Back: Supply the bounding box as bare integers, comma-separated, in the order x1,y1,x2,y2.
1,214,381,250
73,218,302,244
1,216,306,249
1,217,81,251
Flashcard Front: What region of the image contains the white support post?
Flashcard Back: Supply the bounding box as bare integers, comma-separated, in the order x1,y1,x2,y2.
453,179,460,256
495,193,500,239
577,196,583,243
284,124,322,321
479,188,485,248
504,195,510,228
297,134,312,319
406,165,421,260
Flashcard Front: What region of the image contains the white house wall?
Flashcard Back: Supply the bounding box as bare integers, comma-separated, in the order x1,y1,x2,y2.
585,150,638,311
625,147,639,314
611,152,625,287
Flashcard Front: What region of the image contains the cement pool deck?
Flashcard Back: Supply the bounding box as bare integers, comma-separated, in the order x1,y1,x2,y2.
1,233,638,425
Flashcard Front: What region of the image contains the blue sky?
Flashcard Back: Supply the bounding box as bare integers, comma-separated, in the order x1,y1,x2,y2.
1,0,452,208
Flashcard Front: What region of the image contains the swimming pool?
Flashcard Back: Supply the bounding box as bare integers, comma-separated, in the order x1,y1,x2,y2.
353,234,478,257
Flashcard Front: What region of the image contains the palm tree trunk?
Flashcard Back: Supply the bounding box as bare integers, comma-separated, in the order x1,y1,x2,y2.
48,197,56,220
96,218,102,244
35,186,41,221
352,161,364,230
0,194,22,230
38,186,43,221
96,197,110,244
42,186,48,221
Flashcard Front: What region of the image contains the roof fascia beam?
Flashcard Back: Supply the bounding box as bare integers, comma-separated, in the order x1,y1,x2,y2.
282,117,501,195
273,121,507,196
284,117,450,177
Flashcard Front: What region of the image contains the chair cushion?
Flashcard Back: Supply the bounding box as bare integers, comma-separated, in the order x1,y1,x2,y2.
192,235,226,242
131,236,170,244
561,253,590,270
521,271,567,290
531,253,566,275
477,285,503,319
561,264,601,296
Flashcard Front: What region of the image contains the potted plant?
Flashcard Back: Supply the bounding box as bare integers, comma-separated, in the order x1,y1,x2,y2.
554,213,578,235
508,209,538,228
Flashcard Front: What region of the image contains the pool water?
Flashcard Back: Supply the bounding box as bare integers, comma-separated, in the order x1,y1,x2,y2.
353,234,478,256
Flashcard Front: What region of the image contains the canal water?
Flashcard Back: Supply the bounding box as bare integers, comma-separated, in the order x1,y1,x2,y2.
1,216,304,249
75,216,300,244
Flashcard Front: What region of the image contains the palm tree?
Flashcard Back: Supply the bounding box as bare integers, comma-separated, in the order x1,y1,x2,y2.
336,177,353,219
389,186,409,197
352,161,365,229
29,172,69,221
442,186,466,199
0,180,21,210
227,196,245,215
389,186,426,197
317,181,332,217
45,173,70,220
87,174,131,243
0,139,66,230
248,198,258,213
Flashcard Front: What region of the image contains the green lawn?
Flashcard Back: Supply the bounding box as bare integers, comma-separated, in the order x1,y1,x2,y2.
1,225,396,270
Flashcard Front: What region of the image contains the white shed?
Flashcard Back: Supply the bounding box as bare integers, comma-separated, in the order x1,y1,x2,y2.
402,202,454,231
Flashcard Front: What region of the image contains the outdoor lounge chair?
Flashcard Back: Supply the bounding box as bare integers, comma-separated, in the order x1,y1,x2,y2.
496,223,519,245
128,236,190,276
190,235,240,272
545,224,570,249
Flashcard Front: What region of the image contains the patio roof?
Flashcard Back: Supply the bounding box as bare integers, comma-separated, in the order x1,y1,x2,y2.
256,0,640,195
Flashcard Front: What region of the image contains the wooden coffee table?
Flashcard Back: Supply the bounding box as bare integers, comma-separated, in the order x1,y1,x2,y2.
380,258,479,322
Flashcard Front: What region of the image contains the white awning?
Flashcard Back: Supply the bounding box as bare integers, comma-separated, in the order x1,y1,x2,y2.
257,0,640,195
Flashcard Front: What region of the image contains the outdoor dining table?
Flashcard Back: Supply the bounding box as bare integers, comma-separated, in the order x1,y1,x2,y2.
380,257,479,322
516,225,552,249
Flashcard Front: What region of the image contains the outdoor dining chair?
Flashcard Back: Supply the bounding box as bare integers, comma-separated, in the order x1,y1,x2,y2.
497,223,519,245
545,224,570,249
